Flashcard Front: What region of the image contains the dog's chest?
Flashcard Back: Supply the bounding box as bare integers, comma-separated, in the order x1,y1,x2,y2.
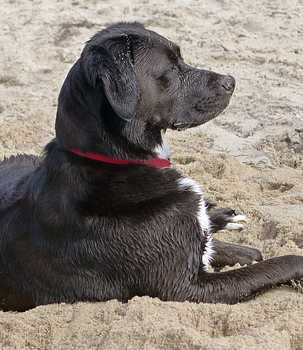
177,176,213,268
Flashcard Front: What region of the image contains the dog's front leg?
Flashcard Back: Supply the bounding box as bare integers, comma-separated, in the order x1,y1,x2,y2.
211,239,263,271
185,255,303,304
205,200,263,269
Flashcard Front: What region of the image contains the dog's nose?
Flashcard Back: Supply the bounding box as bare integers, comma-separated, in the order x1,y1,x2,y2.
221,75,235,93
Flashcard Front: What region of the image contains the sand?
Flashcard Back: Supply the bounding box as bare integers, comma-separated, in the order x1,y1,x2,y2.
0,0,303,349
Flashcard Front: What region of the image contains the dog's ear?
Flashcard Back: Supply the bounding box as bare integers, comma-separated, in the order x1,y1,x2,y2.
82,34,139,121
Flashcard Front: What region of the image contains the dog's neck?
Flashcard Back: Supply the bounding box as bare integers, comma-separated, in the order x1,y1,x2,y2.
68,148,171,168
47,130,172,169
67,132,171,168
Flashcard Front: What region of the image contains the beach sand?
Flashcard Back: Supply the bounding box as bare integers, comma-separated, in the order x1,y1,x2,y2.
0,0,302,349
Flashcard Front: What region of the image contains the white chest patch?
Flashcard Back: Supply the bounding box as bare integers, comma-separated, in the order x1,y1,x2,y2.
154,140,171,160
177,177,214,270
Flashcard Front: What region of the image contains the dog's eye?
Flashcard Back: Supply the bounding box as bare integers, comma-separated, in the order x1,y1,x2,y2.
175,46,182,59
155,62,181,91
168,52,179,63
159,65,177,77
157,73,170,88
177,47,182,58
168,46,182,62
156,65,177,88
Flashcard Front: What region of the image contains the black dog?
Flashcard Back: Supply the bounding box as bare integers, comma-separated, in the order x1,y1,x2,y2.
0,22,302,311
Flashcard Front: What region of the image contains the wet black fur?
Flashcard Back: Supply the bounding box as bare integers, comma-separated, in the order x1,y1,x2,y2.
0,22,302,311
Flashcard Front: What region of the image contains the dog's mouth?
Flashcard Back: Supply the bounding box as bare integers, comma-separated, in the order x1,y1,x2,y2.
171,122,202,131
170,111,224,131
170,100,232,132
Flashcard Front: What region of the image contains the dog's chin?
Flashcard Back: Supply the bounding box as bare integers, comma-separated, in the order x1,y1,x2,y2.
170,106,229,132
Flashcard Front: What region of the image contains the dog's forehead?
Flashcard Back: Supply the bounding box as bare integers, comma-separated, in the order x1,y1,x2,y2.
87,23,180,60
145,29,180,55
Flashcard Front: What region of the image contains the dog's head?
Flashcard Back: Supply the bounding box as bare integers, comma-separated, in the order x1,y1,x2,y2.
55,22,235,157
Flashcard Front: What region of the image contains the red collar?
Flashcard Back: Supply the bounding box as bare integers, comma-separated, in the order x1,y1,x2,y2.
69,148,171,168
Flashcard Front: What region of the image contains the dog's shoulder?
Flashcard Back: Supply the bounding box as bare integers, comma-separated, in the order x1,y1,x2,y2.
86,165,205,223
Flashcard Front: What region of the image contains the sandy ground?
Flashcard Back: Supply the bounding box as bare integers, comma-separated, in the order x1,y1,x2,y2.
0,0,303,349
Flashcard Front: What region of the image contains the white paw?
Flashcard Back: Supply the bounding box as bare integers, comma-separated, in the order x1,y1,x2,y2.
231,214,247,223
225,223,244,230
225,215,248,231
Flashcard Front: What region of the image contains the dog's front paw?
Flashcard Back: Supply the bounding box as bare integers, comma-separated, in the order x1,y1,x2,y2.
208,208,248,233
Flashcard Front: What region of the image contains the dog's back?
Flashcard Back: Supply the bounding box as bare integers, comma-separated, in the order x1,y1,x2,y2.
0,155,40,310
0,155,39,212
